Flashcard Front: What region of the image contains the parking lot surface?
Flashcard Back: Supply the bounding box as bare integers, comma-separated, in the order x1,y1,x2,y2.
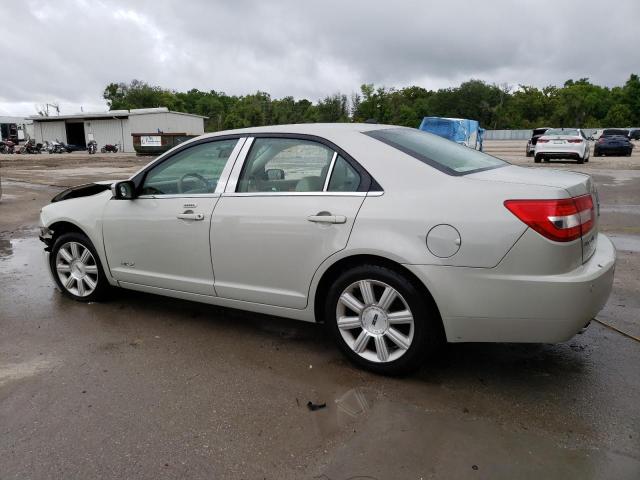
1,141,639,479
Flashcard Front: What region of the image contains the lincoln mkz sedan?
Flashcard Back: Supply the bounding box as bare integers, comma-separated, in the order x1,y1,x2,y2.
39,124,616,374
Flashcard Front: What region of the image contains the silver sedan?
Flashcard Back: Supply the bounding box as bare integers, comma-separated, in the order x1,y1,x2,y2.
39,124,615,375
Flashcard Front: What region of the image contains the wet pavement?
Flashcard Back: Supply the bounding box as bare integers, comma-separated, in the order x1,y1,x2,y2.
1,145,639,479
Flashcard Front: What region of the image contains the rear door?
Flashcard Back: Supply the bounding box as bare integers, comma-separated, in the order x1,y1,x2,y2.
211,136,368,309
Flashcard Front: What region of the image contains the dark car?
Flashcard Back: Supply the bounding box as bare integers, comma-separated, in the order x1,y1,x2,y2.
601,128,630,139
629,128,640,140
594,135,634,157
526,127,550,157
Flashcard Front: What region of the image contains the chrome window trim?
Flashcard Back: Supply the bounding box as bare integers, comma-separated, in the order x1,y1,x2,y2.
224,137,255,193
136,193,222,200
322,152,338,192
222,192,368,198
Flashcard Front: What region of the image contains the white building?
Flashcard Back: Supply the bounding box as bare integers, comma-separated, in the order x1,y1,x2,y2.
29,107,206,152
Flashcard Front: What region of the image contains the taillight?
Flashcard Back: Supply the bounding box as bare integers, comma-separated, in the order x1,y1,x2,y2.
504,194,594,242
537,139,549,143
598,138,606,143
567,139,583,143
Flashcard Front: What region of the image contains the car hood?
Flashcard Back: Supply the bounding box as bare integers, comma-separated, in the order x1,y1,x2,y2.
467,165,592,197
51,181,114,203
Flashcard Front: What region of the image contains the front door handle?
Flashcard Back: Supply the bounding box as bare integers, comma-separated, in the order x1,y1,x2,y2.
177,213,205,221
307,214,347,224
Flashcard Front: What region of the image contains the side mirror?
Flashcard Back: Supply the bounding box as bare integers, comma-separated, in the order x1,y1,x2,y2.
265,168,285,180
112,180,136,200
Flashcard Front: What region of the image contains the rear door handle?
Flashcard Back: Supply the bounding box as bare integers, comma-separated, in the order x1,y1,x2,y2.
177,213,205,221
307,214,347,224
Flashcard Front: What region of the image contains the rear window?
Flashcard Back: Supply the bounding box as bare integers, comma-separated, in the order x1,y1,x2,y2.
545,128,579,136
602,129,629,137
365,128,506,176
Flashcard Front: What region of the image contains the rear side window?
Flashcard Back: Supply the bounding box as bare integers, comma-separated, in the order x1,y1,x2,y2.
365,128,505,175
328,156,361,192
237,138,334,192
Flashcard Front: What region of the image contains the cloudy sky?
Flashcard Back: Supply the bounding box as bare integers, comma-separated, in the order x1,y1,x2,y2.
1,0,639,116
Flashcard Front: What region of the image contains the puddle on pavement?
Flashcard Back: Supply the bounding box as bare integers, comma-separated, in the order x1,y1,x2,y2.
609,234,640,253
0,235,41,263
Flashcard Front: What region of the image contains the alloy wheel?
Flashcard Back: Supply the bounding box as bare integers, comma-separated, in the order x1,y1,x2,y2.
55,241,99,297
336,279,415,363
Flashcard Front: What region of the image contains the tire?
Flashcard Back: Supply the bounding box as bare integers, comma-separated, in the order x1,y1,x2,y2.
577,155,584,164
49,232,110,302
325,264,442,375
100,147,106,153
534,155,542,163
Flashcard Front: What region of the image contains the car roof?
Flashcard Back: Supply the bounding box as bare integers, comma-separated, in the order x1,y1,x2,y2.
199,122,398,139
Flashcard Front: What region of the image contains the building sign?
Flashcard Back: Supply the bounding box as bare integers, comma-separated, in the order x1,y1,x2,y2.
140,135,161,147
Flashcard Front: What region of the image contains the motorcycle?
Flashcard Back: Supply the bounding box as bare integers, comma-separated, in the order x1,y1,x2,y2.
47,139,65,154
19,139,43,154
87,140,98,154
100,143,119,153
0,139,16,154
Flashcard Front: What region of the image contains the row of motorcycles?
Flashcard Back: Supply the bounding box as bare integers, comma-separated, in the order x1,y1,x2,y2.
0,139,120,154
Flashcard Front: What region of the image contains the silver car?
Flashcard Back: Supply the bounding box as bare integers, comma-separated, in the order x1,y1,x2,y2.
39,124,615,375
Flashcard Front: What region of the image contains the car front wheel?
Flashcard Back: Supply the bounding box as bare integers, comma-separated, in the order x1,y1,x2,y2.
325,264,441,375
49,232,110,302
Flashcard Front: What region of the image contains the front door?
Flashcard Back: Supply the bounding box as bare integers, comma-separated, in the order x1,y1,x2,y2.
102,138,241,295
211,137,366,309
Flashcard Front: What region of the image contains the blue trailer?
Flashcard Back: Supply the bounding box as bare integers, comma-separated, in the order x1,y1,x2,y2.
418,117,484,151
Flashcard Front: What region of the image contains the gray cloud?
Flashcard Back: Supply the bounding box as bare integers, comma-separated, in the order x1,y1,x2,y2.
1,0,639,116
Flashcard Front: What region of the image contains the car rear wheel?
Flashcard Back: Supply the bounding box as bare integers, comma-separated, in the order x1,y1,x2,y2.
49,232,110,302
325,264,442,375
534,155,542,163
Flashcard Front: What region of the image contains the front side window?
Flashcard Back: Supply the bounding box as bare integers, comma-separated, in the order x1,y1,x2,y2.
365,128,506,176
141,139,238,195
237,138,334,192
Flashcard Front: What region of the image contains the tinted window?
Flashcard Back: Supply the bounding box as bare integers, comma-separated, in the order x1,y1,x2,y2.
328,155,361,192
237,138,334,192
532,128,548,136
602,129,629,137
365,128,505,175
142,139,237,195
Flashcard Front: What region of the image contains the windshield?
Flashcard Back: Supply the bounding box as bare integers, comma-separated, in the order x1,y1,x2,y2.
544,128,579,136
365,128,506,175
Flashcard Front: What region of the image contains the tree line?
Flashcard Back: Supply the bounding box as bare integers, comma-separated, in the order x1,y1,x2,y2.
103,75,640,132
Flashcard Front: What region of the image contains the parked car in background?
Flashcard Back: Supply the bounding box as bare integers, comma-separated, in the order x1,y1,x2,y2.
525,127,550,157
39,124,615,375
534,128,590,164
629,128,640,140
594,135,634,156
601,128,630,139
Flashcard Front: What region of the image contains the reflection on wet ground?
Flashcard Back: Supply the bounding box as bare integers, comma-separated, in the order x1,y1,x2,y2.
0,237,13,257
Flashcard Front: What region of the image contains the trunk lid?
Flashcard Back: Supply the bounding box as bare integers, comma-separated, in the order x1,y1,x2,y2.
469,165,598,262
